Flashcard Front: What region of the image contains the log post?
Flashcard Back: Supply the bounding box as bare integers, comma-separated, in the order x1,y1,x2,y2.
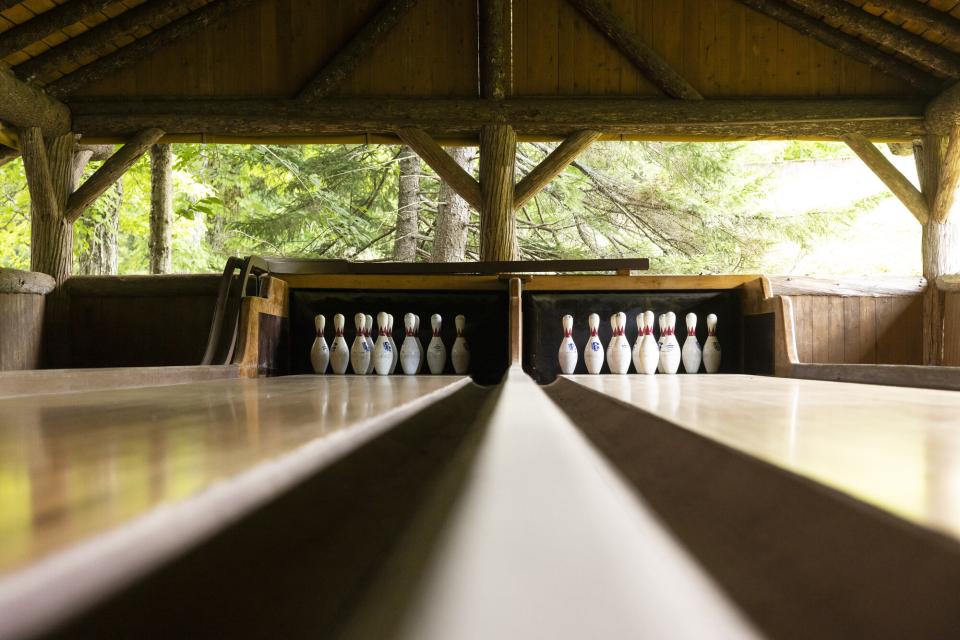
150,144,174,274
479,124,517,261
914,136,960,365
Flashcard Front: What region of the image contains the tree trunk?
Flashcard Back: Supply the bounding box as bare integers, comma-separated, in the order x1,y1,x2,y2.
78,180,122,275
914,136,960,364
28,133,77,284
393,145,420,262
431,146,473,262
150,143,173,273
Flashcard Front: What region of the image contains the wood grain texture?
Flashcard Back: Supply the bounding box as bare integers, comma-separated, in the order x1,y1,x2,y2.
480,0,511,100
768,274,926,296
0,0,115,60
0,365,241,398
859,0,960,43
933,125,960,223
297,0,420,100
395,128,482,210
0,69,70,136
0,292,45,371
566,0,702,99
234,276,289,377
479,123,517,261
843,132,929,224
942,292,960,365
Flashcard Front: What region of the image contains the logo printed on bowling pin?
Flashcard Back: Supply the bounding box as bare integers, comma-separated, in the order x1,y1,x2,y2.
584,313,604,374
373,311,394,376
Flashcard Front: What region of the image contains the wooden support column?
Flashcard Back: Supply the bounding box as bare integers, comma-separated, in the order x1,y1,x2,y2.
150,144,173,274
914,136,960,365
480,124,517,261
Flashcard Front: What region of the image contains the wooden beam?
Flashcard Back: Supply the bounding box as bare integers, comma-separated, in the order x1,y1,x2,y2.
479,124,517,261
788,0,960,77
733,0,941,92
0,122,19,150
18,127,58,221
12,0,190,85
566,0,701,99
0,0,114,60
395,128,482,210
843,132,929,224
514,129,601,210
45,0,261,98
0,68,70,135
297,0,419,100
64,128,164,223
932,126,960,223
861,0,960,44
67,97,927,141
0,0,23,11
480,0,512,100
926,81,960,135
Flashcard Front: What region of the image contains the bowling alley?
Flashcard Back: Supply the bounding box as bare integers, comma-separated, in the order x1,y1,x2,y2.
2,0,960,638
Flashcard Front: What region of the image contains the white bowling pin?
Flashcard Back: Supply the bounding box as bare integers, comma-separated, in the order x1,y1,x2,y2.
427,314,447,374
373,312,394,375
657,313,666,373
414,314,425,374
639,309,659,375
631,313,644,373
400,313,421,375
608,312,631,374
364,314,375,374
330,313,350,374
607,314,617,355
584,313,604,374
351,313,371,374
703,313,722,374
387,313,399,374
681,312,702,374
660,311,681,374
310,314,330,374
451,314,470,374
558,314,578,374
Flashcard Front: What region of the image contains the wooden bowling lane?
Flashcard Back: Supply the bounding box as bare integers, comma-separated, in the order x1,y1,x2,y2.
561,374,960,540
0,374,468,639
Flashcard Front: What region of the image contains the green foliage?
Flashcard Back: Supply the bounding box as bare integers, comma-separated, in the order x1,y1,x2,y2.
0,138,891,276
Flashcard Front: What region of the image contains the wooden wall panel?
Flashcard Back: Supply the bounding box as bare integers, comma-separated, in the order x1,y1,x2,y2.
788,294,922,365
70,0,916,99
941,292,960,366
0,293,45,371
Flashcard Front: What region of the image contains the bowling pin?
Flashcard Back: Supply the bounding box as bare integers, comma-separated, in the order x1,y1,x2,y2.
451,314,470,374
365,314,375,374
400,313,421,375
631,313,644,373
607,314,617,355
427,314,447,374
659,311,681,374
681,312,702,374
639,309,659,375
608,312,631,374
330,313,350,374
558,314,578,374
310,314,329,374
387,313,399,374
584,313,604,374
414,315,425,374
703,313,722,374
373,312,394,375
351,313,371,374
657,314,666,373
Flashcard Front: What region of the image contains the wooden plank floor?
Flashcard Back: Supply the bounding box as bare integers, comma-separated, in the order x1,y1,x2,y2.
563,374,960,541
0,374,469,638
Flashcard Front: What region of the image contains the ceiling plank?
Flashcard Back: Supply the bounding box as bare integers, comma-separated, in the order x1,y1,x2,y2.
734,0,941,92
565,0,702,99
297,0,419,101
862,0,960,43
46,0,262,98
0,0,115,60
0,1,24,12
789,0,960,77
13,0,191,84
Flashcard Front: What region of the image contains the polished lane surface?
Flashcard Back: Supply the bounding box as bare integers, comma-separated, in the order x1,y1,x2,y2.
0,376,469,584
565,374,960,540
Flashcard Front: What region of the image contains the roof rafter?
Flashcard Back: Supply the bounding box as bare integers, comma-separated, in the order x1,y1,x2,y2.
0,0,115,60
565,0,702,99
861,0,960,43
733,0,941,92
46,0,261,98
297,0,420,101
787,0,960,78
13,0,191,85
